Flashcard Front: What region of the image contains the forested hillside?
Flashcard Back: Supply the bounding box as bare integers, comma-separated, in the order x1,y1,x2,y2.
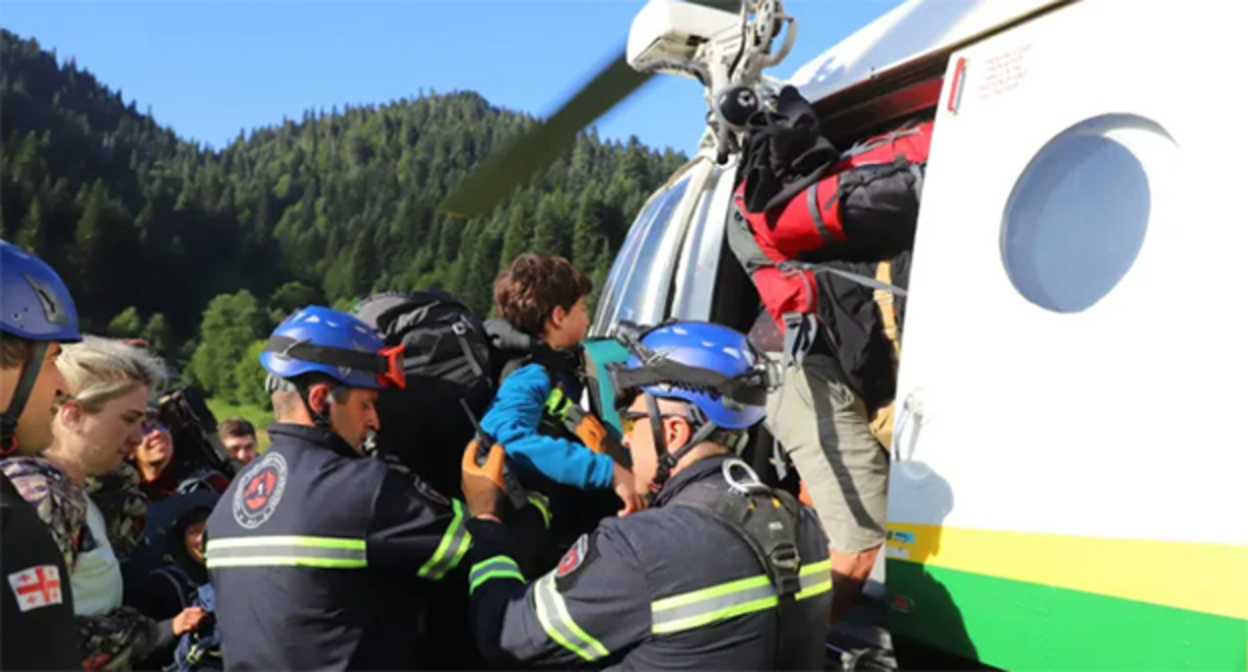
0,30,686,403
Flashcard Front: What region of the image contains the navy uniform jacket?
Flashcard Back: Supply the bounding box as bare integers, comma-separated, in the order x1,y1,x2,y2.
205,423,471,671
1,473,81,670
467,454,833,670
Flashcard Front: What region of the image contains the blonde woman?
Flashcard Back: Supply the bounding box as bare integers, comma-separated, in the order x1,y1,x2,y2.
1,337,205,670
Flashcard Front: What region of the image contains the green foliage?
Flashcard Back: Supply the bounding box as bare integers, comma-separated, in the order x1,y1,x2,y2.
0,29,687,364
233,340,269,408
140,312,173,356
188,290,264,401
268,281,322,324
106,306,142,338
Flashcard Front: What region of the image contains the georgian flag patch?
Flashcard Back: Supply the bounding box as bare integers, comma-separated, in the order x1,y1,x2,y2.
8,565,63,612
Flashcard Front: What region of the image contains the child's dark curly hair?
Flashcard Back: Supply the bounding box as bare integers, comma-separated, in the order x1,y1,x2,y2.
493,253,592,337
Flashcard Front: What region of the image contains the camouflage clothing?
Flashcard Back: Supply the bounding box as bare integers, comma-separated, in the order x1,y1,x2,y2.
2,457,88,572
1,457,172,671
86,461,149,560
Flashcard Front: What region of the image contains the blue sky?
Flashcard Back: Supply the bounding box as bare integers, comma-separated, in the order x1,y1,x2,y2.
3,0,905,156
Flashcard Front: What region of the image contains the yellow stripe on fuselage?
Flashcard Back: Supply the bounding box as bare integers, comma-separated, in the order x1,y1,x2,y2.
886,523,1248,621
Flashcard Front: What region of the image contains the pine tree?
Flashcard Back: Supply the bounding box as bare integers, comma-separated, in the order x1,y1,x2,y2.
588,237,614,314
15,199,44,255
107,307,142,338
572,183,605,270
0,28,686,366
141,312,173,356
499,197,535,270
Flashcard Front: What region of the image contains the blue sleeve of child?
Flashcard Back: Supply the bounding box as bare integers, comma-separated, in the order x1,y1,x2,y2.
480,363,616,490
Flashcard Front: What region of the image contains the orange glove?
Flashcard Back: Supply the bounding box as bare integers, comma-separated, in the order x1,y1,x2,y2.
574,414,609,454
461,440,506,520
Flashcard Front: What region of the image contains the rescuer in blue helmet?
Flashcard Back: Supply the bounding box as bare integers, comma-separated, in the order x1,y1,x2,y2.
206,305,474,670
460,320,833,670
0,239,85,670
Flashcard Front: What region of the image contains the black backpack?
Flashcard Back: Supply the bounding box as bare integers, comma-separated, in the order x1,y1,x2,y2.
352,291,496,498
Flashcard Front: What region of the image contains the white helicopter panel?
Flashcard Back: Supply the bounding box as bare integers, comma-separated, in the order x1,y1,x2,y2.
788,0,1066,105
887,0,1246,548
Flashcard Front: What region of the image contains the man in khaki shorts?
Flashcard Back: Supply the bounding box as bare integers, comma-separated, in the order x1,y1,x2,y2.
764,345,889,623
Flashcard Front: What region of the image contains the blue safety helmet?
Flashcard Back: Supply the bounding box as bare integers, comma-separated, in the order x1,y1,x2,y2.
1,240,82,342
259,305,405,391
612,321,769,430
1,240,82,454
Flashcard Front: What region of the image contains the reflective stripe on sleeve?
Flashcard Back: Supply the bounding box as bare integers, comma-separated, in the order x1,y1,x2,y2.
418,498,472,581
534,573,610,662
796,558,833,601
205,536,367,569
527,492,552,529
651,575,777,634
650,557,834,634
469,555,524,594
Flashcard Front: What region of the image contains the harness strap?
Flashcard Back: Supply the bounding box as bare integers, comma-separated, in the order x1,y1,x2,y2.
776,261,907,297
451,320,487,380
153,566,193,610
807,184,838,247
770,313,816,482
1,341,49,456
671,464,805,668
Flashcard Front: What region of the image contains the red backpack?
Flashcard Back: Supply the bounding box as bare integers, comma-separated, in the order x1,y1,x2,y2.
732,119,933,325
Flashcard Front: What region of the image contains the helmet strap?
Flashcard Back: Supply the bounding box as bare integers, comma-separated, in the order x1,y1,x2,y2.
295,383,334,432
1,341,49,457
646,394,720,500
647,394,675,499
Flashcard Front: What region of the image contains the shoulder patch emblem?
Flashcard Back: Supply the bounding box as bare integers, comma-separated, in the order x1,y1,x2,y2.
232,452,288,529
7,564,63,612
554,533,599,592
556,534,589,579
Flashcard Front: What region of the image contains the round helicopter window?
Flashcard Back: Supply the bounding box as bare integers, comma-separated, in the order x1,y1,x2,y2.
1001,114,1174,313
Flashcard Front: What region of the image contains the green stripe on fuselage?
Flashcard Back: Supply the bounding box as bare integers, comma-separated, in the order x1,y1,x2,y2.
887,560,1248,671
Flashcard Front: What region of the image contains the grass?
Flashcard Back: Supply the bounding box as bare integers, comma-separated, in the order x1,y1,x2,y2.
205,398,275,452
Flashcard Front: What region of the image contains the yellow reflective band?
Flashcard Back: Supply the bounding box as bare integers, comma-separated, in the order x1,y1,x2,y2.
651,575,777,635
796,579,833,601
418,499,470,580
207,556,367,569
205,535,368,569
470,555,525,594
650,558,833,634
527,493,552,529
544,388,571,419
800,559,832,577
653,595,779,635
207,536,365,550
470,569,525,594
796,558,833,601
447,526,474,576
651,574,771,612
534,574,609,662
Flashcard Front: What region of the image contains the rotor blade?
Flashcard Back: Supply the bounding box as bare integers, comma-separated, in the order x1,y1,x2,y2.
439,0,743,219
440,50,653,219
687,0,742,9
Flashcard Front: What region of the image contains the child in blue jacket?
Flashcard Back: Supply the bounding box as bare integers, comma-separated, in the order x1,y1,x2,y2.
481,254,642,533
